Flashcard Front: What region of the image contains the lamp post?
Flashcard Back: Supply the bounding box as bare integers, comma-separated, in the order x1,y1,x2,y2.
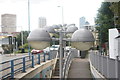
58,6,64,26
27,25,95,78
28,0,31,57
28,0,30,32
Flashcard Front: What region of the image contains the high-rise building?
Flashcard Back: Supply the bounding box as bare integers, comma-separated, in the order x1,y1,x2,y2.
79,17,86,28
83,21,92,30
1,14,16,34
38,17,47,28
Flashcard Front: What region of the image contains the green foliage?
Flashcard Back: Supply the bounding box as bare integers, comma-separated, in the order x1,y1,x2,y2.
110,2,120,27
16,31,29,47
19,43,28,49
95,2,114,45
16,48,29,53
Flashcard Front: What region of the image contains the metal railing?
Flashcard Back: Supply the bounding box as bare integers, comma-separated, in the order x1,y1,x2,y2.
50,51,59,78
90,51,120,79
0,51,56,79
63,50,76,78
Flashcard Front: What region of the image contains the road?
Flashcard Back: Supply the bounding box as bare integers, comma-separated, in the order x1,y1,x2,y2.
0,53,29,63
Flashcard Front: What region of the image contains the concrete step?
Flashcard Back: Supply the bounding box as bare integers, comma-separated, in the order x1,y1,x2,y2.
55,68,59,70
52,76,59,78
53,73,59,76
51,59,65,77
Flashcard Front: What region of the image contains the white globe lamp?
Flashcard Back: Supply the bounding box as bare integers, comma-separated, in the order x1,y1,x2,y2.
27,28,51,50
71,29,95,51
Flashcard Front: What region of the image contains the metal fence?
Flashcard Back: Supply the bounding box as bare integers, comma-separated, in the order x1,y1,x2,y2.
0,51,57,79
63,49,78,78
90,51,120,78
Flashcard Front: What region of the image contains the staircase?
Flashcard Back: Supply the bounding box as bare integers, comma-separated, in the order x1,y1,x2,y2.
51,59,65,78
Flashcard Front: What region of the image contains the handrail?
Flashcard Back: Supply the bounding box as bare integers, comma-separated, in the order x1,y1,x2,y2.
63,51,71,76
89,51,120,79
63,50,74,78
0,52,54,79
49,51,59,78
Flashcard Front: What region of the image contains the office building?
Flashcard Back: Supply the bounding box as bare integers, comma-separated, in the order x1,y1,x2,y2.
79,17,86,28
39,17,47,28
1,14,16,34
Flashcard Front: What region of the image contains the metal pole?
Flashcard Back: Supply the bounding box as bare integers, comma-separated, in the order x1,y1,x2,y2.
57,6,64,26
61,6,64,25
43,53,46,62
58,5,64,78
28,0,30,32
38,54,40,64
21,27,24,47
31,55,34,68
59,30,63,78
22,57,26,72
11,60,14,78
28,0,31,58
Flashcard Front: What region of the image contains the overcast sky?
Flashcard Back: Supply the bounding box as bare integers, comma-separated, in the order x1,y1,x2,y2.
0,0,103,31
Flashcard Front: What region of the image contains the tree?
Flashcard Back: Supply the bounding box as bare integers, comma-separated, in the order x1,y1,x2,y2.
110,2,120,27
95,2,114,46
16,31,29,48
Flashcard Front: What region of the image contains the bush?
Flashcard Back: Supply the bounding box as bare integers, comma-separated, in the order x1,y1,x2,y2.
19,43,28,49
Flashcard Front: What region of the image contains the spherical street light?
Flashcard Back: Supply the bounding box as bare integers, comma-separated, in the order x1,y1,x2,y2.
66,25,78,33
51,25,60,32
52,25,60,29
27,28,51,50
66,24,78,37
27,26,95,78
43,26,55,33
43,26,56,37
71,29,95,51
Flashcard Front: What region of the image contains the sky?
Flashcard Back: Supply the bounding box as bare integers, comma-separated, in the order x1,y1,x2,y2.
0,0,103,31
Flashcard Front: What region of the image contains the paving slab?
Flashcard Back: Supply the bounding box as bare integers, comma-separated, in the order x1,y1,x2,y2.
68,58,92,78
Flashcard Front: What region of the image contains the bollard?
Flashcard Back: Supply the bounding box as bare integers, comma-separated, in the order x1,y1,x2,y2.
22,57,26,72
11,60,14,78
43,53,46,62
31,55,34,68
38,54,40,64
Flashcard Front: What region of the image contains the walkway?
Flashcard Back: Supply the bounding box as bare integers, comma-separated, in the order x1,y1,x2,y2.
68,58,92,78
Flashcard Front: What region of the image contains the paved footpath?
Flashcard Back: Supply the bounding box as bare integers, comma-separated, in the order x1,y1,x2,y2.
68,58,92,78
